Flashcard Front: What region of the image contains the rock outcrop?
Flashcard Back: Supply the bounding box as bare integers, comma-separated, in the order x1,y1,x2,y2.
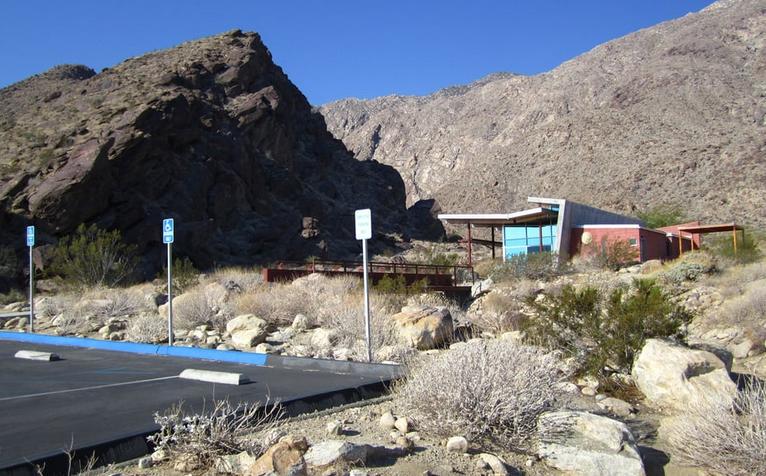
321,0,766,228
0,30,414,283
537,411,645,476
390,305,453,350
631,338,737,412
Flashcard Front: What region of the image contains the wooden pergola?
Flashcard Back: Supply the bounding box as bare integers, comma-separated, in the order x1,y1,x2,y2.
677,223,744,256
438,207,559,265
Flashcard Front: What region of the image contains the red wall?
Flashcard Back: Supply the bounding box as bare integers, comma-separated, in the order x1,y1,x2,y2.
569,227,691,262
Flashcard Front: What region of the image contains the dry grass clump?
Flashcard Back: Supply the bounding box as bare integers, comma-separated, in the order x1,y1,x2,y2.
234,274,362,327
319,293,403,357
149,398,284,470
126,313,167,343
207,266,263,294
396,339,564,449
666,381,766,476
708,260,766,299
470,291,526,335
80,285,151,320
174,284,231,330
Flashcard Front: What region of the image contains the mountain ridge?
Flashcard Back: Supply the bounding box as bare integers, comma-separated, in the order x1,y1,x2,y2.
320,0,766,228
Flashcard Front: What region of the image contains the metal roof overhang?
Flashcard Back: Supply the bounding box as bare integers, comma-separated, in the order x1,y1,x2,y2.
437,207,558,227
677,223,743,234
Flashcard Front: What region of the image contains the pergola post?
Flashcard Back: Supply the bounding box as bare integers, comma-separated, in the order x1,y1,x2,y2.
491,227,496,260
539,223,544,252
733,226,738,255
467,223,473,267
678,231,683,257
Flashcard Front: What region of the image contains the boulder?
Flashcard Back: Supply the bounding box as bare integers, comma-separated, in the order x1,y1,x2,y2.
310,328,339,350
379,411,396,430
292,313,310,331
303,440,368,468
231,328,269,349
477,453,512,476
248,435,307,476
537,411,645,476
394,416,414,434
391,305,453,350
226,314,268,334
632,338,736,412
471,278,494,298
446,436,468,453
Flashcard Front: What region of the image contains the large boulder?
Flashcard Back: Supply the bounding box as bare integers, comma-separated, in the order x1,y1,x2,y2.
631,338,737,412
226,314,268,334
231,328,269,349
537,411,645,476
390,305,453,350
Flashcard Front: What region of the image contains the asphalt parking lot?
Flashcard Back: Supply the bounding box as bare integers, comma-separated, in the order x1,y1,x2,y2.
0,339,396,471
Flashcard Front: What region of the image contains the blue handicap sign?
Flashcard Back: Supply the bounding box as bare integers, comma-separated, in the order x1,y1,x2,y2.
162,218,174,244
26,226,35,247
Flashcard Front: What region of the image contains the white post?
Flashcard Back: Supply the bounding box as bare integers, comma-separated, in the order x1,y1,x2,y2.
362,238,372,362
28,244,34,333
167,242,173,346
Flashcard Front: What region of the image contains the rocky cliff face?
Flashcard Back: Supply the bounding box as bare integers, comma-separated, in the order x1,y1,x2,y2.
320,0,766,227
0,30,414,280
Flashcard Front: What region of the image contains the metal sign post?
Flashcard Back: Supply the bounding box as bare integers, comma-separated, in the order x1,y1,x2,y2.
163,219,175,346
26,226,35,333
354,209,373,362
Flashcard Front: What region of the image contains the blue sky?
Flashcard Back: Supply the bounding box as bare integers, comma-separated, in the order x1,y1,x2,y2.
1,1,716,105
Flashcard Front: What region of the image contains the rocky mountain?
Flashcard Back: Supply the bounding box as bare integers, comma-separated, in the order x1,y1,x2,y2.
0,30,421,283
320,0,766,228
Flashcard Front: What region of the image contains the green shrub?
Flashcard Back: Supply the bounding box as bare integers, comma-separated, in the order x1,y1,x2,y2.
159,257,198,294
704,229,762,265
637,203,687,229
51,224,137,288
0,288,25,306
524,280,692,376
374,275,427,295
488,252,570,282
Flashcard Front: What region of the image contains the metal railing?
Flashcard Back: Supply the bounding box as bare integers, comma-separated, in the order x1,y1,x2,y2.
271,259,476,285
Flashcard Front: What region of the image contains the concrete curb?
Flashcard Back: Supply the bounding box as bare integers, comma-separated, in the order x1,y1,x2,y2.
179,369,250,385
14,350,60,361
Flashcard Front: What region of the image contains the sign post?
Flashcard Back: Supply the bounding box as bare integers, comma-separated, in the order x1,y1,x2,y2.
163,218,174,346
26,226,35,333
354,209,373,362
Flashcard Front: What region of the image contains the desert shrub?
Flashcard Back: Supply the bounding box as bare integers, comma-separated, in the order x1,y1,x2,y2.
149,399,284,469
666,381,766,476
374,275,427,295
658,252,718,291
396,339,564,449
51,224,137,288
636,203,686,229
159,257,198,294
596,239,639,271
488,252,570,282
174,286,230,330
0,288,25,306
208,266,263,293
709,261,766,298
0,245,18,279
319,293,403,358
422,246,461,266
705,229,762,265
471,291,526,335
126,313,168,343
525,280,692,375
83,287,150,320
234,284,313,328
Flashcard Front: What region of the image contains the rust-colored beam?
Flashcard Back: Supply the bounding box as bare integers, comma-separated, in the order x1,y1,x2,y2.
467,223,473,266
733,226,738,255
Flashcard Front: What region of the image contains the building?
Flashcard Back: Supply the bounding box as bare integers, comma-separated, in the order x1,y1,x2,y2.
438,197,742,264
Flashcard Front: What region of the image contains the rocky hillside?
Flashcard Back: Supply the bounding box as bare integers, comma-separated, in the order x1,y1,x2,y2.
321,0,766,228
0,30,422,280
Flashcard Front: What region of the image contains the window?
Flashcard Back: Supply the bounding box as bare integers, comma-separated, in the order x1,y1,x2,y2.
629,238,637,246
503,224,557,259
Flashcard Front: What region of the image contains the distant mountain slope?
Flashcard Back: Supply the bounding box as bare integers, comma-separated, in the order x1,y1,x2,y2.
0,30,413,282
320,0,766,228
